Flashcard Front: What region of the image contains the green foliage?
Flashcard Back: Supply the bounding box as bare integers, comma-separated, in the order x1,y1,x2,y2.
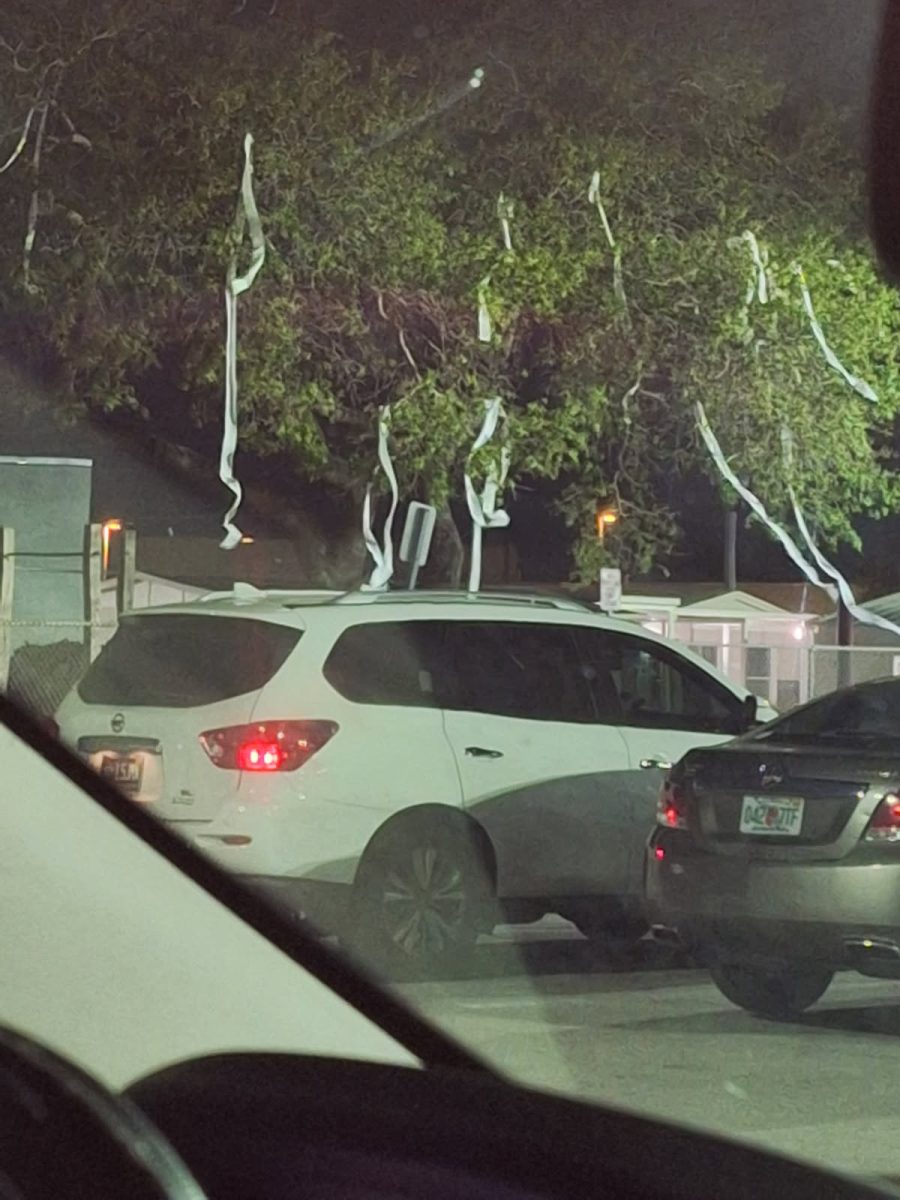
0,0,895,580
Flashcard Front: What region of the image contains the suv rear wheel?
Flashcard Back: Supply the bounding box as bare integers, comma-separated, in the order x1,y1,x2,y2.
710,961,834,1019
350,815,495,979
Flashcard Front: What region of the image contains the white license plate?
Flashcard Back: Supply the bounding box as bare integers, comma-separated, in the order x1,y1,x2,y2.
740,795,805,836
100,754,144,795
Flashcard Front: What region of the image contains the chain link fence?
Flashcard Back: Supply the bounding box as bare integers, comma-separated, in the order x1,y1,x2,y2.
686,640,900,710
809,645,900,701
1,618,116,717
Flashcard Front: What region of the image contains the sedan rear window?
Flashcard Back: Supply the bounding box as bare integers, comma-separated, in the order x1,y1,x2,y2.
758,679,900,745
78,616,301,708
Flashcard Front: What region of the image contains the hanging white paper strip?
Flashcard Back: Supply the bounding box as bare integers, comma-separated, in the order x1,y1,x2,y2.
497,192,514,253
464,397,510,593
695,403,828,590
742,230,768,304
621,378,640,428
219,133,266,549
789,488,900,639
588,170,627,312
477,275,493,343
588,171,615,249
705,401,900,639
793,262,878,402
0,105,35,175
361,407,400,591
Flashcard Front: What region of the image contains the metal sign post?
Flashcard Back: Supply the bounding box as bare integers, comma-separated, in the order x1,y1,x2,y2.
399,503,437,590
599,566,623,613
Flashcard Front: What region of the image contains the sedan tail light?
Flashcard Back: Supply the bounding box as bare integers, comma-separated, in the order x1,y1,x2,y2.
200,721,338,772
864,794,900,842
656,778,688,830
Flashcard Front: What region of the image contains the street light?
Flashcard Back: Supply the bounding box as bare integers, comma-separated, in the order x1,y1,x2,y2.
101,518,123,577
595,506,618,544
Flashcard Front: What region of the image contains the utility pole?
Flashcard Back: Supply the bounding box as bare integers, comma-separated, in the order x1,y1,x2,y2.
837,594,853,689
724,505,738,592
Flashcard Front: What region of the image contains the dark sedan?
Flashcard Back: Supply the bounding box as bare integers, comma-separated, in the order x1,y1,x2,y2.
645,677,900,1018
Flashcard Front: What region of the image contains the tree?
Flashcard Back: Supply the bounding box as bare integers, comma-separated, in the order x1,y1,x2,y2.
1,0,896,584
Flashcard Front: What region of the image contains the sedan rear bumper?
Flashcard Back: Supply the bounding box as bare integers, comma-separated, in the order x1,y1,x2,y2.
645,829,900,976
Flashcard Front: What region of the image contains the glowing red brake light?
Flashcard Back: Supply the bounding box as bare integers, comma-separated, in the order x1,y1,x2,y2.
237,740,285,772
200,721,337,772
656,778,688,830
865,794,900,842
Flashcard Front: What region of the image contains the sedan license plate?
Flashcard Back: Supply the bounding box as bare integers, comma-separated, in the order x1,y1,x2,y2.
100,754,144,796
740,795,804,836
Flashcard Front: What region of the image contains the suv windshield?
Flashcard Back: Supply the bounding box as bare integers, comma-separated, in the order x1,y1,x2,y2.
3,0,899,1185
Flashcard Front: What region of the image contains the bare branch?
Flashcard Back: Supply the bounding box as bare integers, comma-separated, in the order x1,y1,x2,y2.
398,328,420,378
52,105,92,149
0,34,37,73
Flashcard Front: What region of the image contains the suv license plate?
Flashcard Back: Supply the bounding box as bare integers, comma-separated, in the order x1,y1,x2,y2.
100,754,144,795
740,795,804,836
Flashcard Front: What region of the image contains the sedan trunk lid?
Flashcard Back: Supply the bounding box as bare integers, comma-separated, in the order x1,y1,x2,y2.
682,741,898,861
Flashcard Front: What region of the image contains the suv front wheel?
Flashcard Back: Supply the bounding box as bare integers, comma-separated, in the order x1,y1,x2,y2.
350,814,495,979
710,961,834,1019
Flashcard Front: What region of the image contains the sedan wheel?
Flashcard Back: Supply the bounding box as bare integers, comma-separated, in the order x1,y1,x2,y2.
710,961,834,1019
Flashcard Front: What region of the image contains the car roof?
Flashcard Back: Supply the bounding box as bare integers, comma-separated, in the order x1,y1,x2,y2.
120,583,634,632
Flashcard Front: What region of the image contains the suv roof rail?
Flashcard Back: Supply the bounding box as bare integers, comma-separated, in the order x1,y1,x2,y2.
332,588,598,614
195,582,599,616
199,583,344,604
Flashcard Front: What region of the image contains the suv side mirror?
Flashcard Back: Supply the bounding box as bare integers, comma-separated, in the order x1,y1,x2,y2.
739,694,759,731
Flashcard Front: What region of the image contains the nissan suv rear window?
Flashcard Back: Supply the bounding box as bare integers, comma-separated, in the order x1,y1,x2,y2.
78,616,301,707
323,621,438,707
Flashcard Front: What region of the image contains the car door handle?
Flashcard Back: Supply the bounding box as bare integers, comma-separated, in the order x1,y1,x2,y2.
640,756,673,771
465,746,504,759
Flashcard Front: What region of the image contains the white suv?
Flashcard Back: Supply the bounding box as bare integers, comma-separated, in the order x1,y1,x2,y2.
57,587,769,971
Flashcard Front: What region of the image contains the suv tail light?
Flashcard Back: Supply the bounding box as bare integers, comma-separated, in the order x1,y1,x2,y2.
656,778,688,830
200,721,338,772
864,794,900,842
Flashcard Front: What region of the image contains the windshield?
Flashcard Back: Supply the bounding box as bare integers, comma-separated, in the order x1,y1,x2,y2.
4,0,900,1185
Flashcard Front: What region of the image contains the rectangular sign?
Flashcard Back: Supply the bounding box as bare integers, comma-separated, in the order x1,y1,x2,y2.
399,502,437,567
599,567,623,612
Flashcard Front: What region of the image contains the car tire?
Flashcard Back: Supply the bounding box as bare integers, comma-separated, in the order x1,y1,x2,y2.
710,961,834,1019
351,815,495,979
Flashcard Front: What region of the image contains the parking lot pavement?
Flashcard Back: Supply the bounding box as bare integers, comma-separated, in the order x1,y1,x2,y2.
399,918,900,1182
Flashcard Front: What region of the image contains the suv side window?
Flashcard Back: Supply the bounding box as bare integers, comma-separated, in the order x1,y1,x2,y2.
575,629,744,734
323,621,437,707
439,621,595,724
